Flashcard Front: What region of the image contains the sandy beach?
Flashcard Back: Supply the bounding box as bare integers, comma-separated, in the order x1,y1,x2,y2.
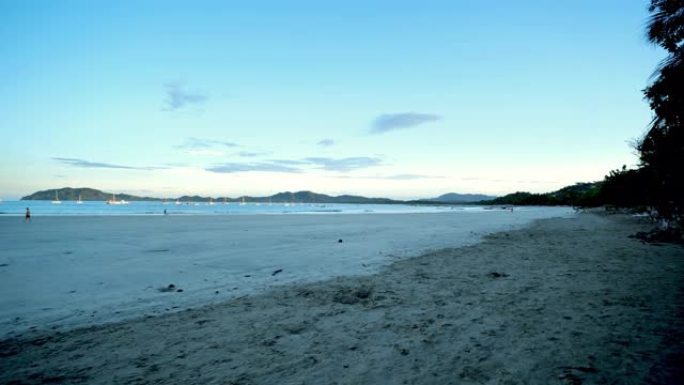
0,208,572,337
1,212,683,384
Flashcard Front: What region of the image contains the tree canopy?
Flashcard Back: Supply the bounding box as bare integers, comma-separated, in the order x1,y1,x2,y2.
638,0,684,225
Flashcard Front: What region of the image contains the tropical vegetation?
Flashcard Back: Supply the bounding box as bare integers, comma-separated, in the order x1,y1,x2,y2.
635,0,684,227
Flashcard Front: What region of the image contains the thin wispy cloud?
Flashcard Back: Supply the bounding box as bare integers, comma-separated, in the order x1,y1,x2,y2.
54,157,136,169
175,137,238,150
269,159,310,166
335,173,442,180
379,174,443,180
317,139,335,147
163,82,208,111
53,157,166,171
304,157,382,172
371,112,441,134
206,162,301,174
236,151,271,158
206,156,383,174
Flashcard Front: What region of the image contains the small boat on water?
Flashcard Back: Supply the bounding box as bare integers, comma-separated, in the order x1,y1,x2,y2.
51,191,62,204
76,193,83,204
106,194,129,205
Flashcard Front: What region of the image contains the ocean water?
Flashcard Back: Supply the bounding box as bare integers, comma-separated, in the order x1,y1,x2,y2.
0,200,491,216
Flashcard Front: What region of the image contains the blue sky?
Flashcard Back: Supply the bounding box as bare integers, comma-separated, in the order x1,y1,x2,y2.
0,0,663,199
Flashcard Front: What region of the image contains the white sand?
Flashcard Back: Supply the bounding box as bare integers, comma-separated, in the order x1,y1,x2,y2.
1,212,683,384
0,207,572,337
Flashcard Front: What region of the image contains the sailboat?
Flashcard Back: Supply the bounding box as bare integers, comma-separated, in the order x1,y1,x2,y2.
239,197,246,206
208,198,215,205
106,194,129,205
51,191,62,204
76,193,83,204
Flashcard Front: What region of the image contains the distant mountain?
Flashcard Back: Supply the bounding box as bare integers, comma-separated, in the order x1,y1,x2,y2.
20,184,605,207
427,193,497,203
21,187,158,202
266,191,397,204
21,188,400,204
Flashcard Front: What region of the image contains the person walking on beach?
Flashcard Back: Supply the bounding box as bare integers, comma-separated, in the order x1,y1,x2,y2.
25,207,31,222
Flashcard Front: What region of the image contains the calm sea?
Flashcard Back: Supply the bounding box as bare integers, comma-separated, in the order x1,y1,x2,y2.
0,200,485,216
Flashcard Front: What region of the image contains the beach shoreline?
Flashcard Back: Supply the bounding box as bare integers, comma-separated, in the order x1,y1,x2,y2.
0,208,573,337
1,212,683,384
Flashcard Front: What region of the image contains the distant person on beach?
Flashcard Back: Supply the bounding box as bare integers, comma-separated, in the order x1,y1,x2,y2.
25,208,31,222
164,209,167,215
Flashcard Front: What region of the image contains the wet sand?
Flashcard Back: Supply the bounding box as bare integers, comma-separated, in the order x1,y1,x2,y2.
1,212,683,384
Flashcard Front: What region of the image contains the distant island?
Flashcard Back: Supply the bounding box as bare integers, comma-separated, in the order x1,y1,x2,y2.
22,187,403,204
23,187,501,205
426,193,497,203
22,188,160,203
21,184,609,207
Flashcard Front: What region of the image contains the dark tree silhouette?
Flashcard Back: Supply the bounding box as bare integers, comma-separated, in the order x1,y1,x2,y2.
639,0,684,226
600,166,651,208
